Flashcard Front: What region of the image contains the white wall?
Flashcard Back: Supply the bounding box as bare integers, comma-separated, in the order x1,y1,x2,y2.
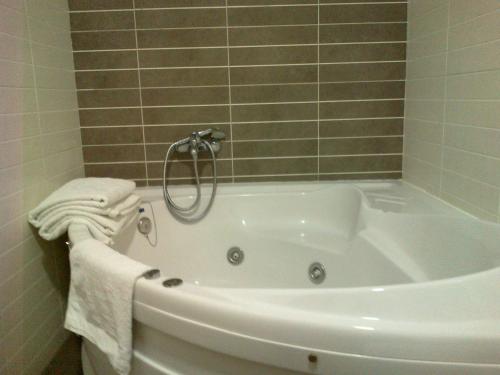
404,0,500,222
0,0,84,373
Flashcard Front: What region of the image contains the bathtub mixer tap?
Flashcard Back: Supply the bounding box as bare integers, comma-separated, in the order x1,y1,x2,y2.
162,129,225,223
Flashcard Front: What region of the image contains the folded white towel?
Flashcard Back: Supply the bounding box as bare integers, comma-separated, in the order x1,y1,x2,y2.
65,236,154,375
31,194,141,227
38,210,139,244
29,178,136,223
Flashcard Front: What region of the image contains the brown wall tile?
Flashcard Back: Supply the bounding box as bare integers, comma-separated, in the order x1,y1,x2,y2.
320,81,405,100
320,62,406,82
233,139,317,158
233,121,317,140
81,126,143,145
79,108,142,126
71,1,407,184
231,84,317,104
229,26,317,46
232,103,317,122
228,6,317,26
69,0,133,11
136,0,225,7
140,68,228,87
70,11,135,31
77,89,140,108
142,87,228,106
83,145,145,162
320,43,406,63
143,106,230,125
76,70,139,89
136,8,226,29
320,3,407,23
320,137,403,155
319,155,402,173
85,163,146,179
231,65,317,85
320,23,406,43
230,46,317,66
139,48,227,68
71,31,136,51
137,29,226,48
319,119,403,137
234,157,316,175
74,51,138,70
320,100,404,120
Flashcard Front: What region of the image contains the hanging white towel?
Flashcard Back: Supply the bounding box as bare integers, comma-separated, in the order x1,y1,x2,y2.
65,236,154,375
29,178,136,223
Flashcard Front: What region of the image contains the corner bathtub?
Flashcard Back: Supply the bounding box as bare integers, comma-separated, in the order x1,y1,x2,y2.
71,181,500,375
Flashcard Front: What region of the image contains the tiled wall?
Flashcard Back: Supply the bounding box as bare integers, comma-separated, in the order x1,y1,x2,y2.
404,0,500,222
70,0,407,185
0,0,83,373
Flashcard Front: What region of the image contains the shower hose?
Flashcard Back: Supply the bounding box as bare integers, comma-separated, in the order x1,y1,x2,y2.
162,139,217,223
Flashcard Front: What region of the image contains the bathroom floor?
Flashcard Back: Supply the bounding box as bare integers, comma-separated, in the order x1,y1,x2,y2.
42,334,83,375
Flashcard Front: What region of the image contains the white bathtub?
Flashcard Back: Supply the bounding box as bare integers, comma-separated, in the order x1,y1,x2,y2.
72,181,500,375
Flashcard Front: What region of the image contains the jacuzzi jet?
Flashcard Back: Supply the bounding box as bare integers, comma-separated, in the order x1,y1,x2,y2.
163,278,183,287
227,247,244,265
309,262,326,284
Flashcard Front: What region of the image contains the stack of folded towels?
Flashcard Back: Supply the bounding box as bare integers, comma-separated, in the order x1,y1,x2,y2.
29,177,141,244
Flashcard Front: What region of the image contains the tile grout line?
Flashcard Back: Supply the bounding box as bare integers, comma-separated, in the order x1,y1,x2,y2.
317,0,320,179
225,0,235,183
132,0,149,186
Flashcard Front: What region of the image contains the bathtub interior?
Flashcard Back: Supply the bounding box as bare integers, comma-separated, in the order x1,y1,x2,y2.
113,182,500,289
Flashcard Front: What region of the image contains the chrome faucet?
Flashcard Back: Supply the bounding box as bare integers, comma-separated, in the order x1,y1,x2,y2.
175,129,226,155
162,128,226,223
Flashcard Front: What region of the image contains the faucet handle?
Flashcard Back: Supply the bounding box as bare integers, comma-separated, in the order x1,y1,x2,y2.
211,129,226,140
